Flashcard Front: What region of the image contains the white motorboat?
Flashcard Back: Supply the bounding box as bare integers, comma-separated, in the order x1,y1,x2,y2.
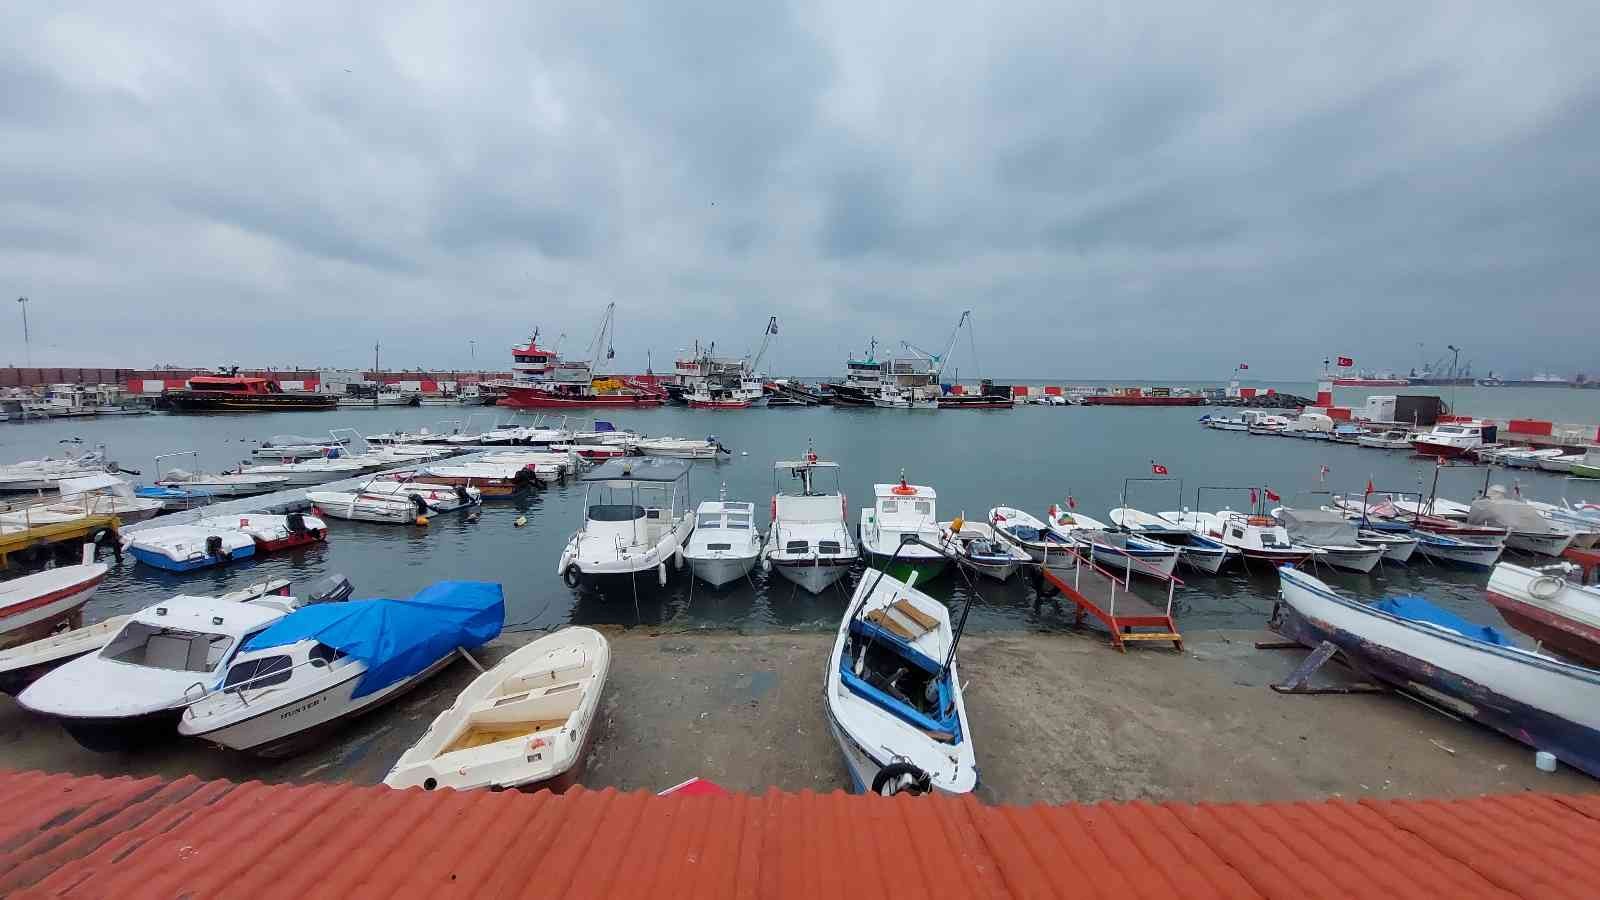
125,523,259,572
1203,415,1248,432
1284,412,1335,440
253,435,342,459
633,437,728,459
1501,448,1568,469
1246,415,1291,435
1411,420,1496,459
1043,504,1179,579
192,512,328,553
941,519,1028,581
1357,428,1414,449
826,568,977,795
565,421,642,446
0,450,114,492
763,449,859,594
384,626,609,791
17,594,300,750
240,457,367,485
408,462,542,496
683,493,761,589
308,481,480,523
1536,452,1587,474
0,474,163,528
1108,508,1233,574
1276,567,1600,779
988,506,1077,567
1413,530,1505,569
860,475,947,582
155,470,289,497
180,581,503,757
556,458,694,588
1349,526,1420,564
1159,510,1321,567
0,561,108,650
1275,507,1387,573
1468,489,1576,557
1526,501,1600,549
1485,562,1600,668
0,576,332,695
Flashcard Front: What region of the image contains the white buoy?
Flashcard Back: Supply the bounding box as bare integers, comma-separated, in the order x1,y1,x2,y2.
1536,751,1558,773
741,451,749,456
657,562,668,586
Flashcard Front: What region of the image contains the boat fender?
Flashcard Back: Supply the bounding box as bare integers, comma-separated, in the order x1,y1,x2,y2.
771,496,777,520
205,534,225,558
657,562,668,586
563,564,582,588
1529,575,1564,601
674,547,684,569
871,762,932,797
761,556,772,573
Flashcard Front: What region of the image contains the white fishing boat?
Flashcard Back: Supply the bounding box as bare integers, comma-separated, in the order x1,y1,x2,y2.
1108,508,1233,574
941,519,1028,581
1284,413,1335,440
384,626,608,791
1159,510,1321,567
1275,507,1387,573
1411,421,1497,459
308,481,480,523
1536,452,1587,474
1203,415,1248,432
17,594,300,751
155,470,289,497
408,462,542,496
180,582,503,757
1246,415,1291,435
763,449,858,594
683,492,761,589
988,506,1077,566
1485,562,1600,668
0,448,114,492
253,435,342,459
240,457,367,485
1413,530,1505,569
826,567,977,795
556,458,693,588
1357,428,1414,449
1468,489,1576,557
1501,448,1568,469
1526,501,1600,549
1043,504,1179,578
1346,525,1420,564
0,560,108,649
565,421,642,446
859,475,947,582
633,436,728,459
1276,567,1600,779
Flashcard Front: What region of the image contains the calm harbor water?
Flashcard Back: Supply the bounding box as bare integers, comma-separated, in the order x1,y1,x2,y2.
4,402,1598,638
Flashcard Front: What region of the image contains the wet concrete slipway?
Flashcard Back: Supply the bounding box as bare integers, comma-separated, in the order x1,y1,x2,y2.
0,404,1594,801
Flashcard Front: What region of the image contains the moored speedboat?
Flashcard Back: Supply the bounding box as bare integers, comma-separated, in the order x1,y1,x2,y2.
988,506,1077,567
1044,505,1178,579
1276,566,1600,779
1159,510,1321,567
1468,488,1576,557
683,493,761,588
763,448,859,595
1108,507,1233,574
1410,420,1496,458
384,626,608,792
17,594,300,751
179,581,503,756
192,513,328,553
240,457,367,485
826,562,977,795
1357,428,1414,449
633,437,728,459
1486,562,1600,668
556,458,693,589
942,519,1028,581
125,524,256,572
859,475,947,582
155,470,289,498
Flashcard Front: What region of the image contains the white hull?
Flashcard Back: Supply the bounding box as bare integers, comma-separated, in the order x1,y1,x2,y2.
1313,545,1386,574
0,565,107,645
1415,535,1504,568
1358,532,1419,564
183,655,454,754
157,478,288,497
304,492,421,523
687,553,758,588
1506,531,1574,557
770,558,852,594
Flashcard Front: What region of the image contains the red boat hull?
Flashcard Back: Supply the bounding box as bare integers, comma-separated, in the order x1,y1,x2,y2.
687,399,751,409
255,529,327,553
1486,590,1600,668
1410,440,1475,459
500,388,664,409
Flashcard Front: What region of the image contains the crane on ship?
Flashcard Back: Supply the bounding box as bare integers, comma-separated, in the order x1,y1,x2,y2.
744,316,778,377
583,302,618,374
898,309,972,381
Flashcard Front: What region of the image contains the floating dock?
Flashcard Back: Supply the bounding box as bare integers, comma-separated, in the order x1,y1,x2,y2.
0,515,121,569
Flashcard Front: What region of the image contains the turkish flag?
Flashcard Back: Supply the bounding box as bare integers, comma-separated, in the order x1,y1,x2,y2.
1067,496,1077,510
1366,479,1375,495
1151,462,1169,475
1337,356,1354,368
1266,488,1281,502
1250,488,1259,507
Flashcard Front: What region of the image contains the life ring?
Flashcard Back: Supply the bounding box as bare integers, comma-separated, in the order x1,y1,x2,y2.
891,479,917,496
871,762,932,796
562,564,582,588
1529,575,1564,601
1247,516,1275,527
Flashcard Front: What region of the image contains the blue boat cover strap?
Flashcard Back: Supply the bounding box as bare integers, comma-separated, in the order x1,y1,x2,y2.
1371,595,1512,647
243,581,505,698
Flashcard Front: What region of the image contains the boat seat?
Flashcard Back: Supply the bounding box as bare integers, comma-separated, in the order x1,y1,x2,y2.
145,635,192,670
494,650,589,697
468,681,584,727
864,599,938,641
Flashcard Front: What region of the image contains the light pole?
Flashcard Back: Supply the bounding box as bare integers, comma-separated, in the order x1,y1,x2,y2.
469,339,476,365
16,297,30,367
1447,344,1461,412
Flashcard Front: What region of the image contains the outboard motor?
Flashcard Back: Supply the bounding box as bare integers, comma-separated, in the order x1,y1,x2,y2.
512,467,537,489
453,484,473,504
286,512,308,533
408,493,431,515
205,534,225,558
303,573,354,604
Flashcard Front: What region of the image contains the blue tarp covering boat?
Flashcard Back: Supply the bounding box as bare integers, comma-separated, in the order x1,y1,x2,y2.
243,581,504,698
1371,595,1512,646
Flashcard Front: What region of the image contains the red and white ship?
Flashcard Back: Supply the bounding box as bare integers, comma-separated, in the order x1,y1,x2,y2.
1410,420,1497,459
497,305,666,410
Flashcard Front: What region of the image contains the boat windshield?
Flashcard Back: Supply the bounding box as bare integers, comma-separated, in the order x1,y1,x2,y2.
697,513,722,528
102,622,234,672
590,504,644,522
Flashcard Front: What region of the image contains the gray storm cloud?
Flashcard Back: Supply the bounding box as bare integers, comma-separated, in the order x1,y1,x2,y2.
2,1,1596,380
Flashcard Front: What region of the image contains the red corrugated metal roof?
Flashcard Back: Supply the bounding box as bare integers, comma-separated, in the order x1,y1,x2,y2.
2,768,1598,898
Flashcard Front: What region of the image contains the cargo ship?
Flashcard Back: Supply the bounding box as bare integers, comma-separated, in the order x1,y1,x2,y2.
162,375,339,413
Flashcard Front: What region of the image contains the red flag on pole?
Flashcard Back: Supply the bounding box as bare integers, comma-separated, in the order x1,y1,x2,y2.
1250,488,1258,507
1067,496,1077,510
1266,488,1281,502
1238,363,1249,370
1336,356,1354,367
1318,464,1330,483
1365,478,1375,495
1151,461,1169,475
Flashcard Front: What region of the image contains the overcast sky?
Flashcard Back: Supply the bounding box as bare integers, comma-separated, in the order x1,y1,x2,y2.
3,2,1597,380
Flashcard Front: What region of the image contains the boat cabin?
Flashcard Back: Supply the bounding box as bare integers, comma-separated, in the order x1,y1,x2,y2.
200,638,352,711
1413,421,1498,455
100,596,293,680
511,333,557,383
694,501,756,543
872,480,937,531
771,455,852,558
578,458,691,549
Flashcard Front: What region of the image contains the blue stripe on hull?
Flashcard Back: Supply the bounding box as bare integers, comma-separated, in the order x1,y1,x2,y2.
129,545,255,572
1277,607,1600,778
